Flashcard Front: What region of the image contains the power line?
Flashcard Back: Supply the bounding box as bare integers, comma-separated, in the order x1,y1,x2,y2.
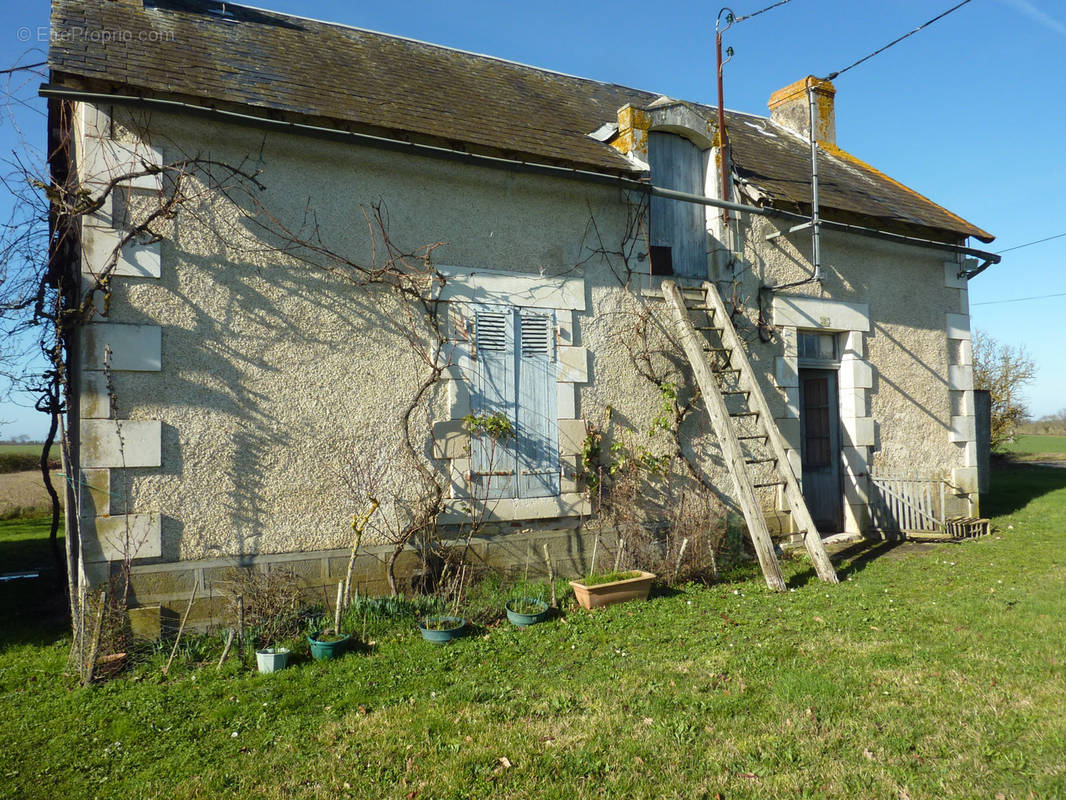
995,232,1066,255
972,291,1066,307
823,0,974,81
734,0,793,23
0,62,47,76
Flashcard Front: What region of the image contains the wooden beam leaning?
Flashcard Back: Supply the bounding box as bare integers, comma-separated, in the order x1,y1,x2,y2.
662,280,786,592
700,282,839,584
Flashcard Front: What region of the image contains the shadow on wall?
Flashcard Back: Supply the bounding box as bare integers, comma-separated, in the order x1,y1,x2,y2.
982,462,1066,518
137,222,439,562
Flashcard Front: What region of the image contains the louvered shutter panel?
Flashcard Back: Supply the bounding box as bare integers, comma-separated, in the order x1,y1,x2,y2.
516,310,560,498
471,306,518,500
648,132,706,279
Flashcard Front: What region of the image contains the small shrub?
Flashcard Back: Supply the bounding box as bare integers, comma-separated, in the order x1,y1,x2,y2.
217,568,304,649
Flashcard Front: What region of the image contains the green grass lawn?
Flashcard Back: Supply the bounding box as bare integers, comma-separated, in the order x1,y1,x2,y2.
1003,434,1066,460
2,467,1066,799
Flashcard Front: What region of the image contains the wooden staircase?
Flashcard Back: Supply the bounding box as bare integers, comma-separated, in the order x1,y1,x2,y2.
661,280,838,590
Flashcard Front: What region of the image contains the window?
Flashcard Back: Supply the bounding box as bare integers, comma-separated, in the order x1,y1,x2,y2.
470,305,559,500
798,331,838,362
648,132,706,278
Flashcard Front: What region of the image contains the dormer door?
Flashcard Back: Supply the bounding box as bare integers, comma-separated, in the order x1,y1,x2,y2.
648,132,706,279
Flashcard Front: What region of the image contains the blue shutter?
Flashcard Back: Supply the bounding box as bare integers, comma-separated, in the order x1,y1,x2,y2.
649,132,706,279
516,310,560,498
471,306,518,500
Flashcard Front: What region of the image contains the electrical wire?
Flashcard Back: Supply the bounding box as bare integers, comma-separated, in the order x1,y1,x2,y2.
0,61,47,76
823,0,973,80
995,232,1066,254
735,0,793,23
972,291,1066,307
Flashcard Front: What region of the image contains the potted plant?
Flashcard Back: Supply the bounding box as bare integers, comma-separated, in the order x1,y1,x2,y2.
255,644,291,673
418,615,466,643
252,611,292,674
570,569,656,610
307,627,351,661
505,596,551,627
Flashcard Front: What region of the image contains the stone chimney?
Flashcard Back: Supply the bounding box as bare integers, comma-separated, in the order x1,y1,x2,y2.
768,76,836,146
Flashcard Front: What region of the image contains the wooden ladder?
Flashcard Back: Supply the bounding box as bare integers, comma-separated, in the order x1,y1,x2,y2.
662,280,838,590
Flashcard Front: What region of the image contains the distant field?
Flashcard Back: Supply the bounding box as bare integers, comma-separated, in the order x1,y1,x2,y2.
1004,435,1066,459
0,443,58,458
0,470,64,518
0,444,60,475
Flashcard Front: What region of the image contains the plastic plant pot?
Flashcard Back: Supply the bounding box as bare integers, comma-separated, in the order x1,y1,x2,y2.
255,646,291,673
418,616,466,643
505,598,551,627
569,571,656,610
308,632,351,661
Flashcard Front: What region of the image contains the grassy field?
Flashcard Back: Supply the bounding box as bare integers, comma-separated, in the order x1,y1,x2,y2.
0,443,58,458
1003,434,1066,460
1,465,1065,799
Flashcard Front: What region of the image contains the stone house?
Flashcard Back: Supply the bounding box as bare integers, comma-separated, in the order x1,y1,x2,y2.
46,0,997,627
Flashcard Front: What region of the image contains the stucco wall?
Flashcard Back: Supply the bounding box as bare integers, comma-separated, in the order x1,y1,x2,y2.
76,101,973,597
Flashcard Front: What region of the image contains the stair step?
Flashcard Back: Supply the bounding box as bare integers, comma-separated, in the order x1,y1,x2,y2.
745,457,778,465
715,367,742,374
753,481,783,489
738,434,769,441
721,390,749,397
730,411,760,418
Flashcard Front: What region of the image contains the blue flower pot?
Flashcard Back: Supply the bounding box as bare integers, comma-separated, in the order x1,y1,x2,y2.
505,598,551,627
418,616,466,643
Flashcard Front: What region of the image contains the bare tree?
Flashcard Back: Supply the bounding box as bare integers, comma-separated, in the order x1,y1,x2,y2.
972,329,1036,450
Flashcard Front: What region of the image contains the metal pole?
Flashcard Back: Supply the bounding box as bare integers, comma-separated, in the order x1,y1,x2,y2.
715,22,732,225
807,79,823,282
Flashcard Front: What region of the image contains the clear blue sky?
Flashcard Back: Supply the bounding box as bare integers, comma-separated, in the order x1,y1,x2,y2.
1,0,1063,438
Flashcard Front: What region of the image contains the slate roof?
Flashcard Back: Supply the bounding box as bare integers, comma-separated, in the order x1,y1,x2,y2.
47,0,993,242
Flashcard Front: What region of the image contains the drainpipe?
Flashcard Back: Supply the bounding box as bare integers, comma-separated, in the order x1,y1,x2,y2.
807,78,823,283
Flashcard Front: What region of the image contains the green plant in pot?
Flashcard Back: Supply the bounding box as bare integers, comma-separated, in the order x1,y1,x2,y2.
505,596,550,627
308,626,351,661
252,615,292,674
418,615,466,643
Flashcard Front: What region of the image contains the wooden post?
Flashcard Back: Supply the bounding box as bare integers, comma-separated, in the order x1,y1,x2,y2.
541,544,556,608
217,628,235,670
236,595,246,666
84,588,107,685
164,577,199,676
672,537,690,584
662,281,786,591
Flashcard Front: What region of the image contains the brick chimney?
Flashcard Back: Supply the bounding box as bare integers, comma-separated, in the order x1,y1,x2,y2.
768,76,836,146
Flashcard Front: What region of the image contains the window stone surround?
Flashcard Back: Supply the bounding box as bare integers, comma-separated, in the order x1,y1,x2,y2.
432,265,592,522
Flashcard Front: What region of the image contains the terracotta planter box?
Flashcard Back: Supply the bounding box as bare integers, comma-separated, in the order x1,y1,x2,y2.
570,571,656,610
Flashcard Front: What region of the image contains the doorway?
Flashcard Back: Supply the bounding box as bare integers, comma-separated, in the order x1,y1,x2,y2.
799,369,843,532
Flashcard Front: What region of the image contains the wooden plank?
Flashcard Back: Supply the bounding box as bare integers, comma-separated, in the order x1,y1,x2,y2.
699,282,839,585
662,281,786,592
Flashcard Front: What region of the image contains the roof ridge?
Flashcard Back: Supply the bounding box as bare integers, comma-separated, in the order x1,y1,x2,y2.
165,0,670,99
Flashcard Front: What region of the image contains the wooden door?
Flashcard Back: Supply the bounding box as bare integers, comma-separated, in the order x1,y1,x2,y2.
648,132,706,278
799,369,843,532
